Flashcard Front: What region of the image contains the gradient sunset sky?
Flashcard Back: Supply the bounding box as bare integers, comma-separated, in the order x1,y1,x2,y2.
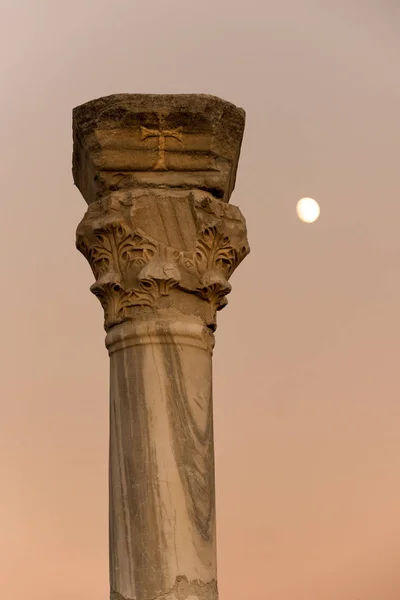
2,1,400,599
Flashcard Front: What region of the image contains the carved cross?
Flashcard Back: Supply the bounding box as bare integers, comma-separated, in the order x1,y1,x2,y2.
141,116,183,171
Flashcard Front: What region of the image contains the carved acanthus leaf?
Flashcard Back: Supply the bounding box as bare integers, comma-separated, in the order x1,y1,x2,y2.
90,280,133,328
191,226,241,309
198,271,232,310
195,226,237,276
127,260,182,308
138,260,181,296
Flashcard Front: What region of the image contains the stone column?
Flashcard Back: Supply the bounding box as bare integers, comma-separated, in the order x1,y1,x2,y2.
73,94,249,600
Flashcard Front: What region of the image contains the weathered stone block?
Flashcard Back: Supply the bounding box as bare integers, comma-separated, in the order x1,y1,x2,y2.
73,94,245,204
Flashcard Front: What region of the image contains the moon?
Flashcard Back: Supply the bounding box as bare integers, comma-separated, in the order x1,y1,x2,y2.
296,197,320,223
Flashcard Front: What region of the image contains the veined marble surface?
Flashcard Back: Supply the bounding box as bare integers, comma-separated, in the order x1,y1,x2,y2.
107,317,217,600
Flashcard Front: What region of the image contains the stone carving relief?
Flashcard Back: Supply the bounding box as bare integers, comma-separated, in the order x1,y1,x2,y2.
76,191,249,330
140,115,183,171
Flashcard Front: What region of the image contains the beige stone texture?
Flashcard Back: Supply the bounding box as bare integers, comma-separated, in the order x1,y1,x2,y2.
73,94,249,600
73,94,245,205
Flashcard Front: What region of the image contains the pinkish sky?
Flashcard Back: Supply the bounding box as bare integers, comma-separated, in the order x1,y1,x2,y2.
2,1,400,599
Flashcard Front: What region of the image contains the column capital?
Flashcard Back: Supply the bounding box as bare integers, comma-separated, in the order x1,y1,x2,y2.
73,94,249,332
76,189,249,331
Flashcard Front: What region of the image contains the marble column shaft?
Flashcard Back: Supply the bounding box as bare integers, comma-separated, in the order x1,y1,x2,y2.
73,94,250,600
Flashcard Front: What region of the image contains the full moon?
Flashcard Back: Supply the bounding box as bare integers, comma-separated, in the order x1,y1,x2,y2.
296,197,320,223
